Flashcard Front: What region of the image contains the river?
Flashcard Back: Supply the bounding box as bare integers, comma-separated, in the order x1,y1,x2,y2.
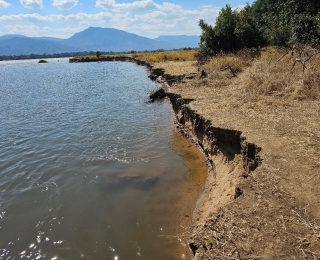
0,58,207,259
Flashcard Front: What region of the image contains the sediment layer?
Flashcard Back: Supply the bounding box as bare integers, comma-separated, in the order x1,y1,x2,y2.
147,66,262,259
70,56,320,259
69,57,262,257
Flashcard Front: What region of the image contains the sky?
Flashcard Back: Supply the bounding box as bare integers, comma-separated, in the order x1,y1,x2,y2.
0,0,253,39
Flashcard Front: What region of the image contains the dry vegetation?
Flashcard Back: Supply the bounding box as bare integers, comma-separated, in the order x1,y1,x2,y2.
133,50,197,63
71,49,197,63
189,46,320,101
152,46,320,104
153,47,320,259
71,48,320,258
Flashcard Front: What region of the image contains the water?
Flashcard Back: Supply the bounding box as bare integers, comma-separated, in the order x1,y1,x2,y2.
0,58,207,259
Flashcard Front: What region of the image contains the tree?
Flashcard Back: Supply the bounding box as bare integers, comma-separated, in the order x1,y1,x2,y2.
198,19,218,56
96,51,101,59
198,4,263,56
235,9,266,48
214,5,239,52
250,0,320,46
198,0,320,57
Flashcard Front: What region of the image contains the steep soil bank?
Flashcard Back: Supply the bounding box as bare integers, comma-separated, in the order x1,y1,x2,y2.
148,59,320,259
166,93,261,219
70,56,320,258
147,67,265,259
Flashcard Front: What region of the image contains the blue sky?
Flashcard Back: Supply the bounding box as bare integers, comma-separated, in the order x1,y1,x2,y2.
0,0,253,38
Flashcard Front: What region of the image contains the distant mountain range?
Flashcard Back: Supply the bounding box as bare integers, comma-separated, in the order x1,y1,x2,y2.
0,27,200,56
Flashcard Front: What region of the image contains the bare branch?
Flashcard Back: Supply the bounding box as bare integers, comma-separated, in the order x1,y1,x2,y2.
220,66,237,77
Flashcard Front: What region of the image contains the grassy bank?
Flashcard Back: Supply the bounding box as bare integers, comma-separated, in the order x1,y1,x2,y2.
155,47,320,101
155,48,320,259
71,49,197,63
71,48,320,258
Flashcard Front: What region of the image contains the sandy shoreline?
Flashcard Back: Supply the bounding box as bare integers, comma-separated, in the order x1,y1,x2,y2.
148,60,320,259
69,56,320,258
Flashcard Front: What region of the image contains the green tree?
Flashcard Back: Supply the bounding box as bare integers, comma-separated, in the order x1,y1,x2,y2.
198,19,217,56
96,51,101,59
235,9,266,48
198,4,263,56
250,0,320,45
214,4,239,52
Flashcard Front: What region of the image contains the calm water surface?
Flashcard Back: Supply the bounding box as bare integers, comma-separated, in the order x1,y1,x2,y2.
0,58,207,259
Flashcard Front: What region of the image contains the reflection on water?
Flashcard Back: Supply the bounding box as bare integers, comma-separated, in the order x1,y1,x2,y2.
0,58,207,259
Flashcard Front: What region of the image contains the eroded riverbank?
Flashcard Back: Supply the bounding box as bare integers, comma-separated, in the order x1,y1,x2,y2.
149,59,320,259
69,56,320,259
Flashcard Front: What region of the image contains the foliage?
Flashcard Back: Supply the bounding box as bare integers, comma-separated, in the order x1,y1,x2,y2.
249,0,320,46
198,5,264,56
199,1,320,57
96,51,101,59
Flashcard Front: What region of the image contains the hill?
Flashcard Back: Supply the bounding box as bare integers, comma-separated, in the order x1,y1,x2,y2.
63,27,171,52
0,37,75,55
0,27,199,56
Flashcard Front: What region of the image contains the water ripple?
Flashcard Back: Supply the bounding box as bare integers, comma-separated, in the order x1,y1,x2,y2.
0,58,189,259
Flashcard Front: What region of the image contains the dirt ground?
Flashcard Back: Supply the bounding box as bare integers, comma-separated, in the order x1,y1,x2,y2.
153,60,320,259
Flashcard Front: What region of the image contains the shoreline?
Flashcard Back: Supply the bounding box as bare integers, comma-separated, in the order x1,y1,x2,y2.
147,66,262,259
69,56,320,259
69,57,262,258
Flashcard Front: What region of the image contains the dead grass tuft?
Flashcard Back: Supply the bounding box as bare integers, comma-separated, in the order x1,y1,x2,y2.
133,50,197,63
240,47,320,100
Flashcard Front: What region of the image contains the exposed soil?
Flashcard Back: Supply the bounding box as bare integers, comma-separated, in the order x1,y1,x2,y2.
70,56,320,258
150,61,320,259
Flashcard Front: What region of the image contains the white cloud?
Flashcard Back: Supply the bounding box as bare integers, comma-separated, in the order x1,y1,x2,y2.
96,0,157,12
3,24,86,38
0,0,10,9
0,12,114,23
52,0,78,10
20,0,43,9
0,1,221,38
4,24,51,36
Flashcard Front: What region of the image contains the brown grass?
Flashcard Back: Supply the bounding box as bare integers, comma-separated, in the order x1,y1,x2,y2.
73,50,197,63
242,47,320,100
169,47,320,101
133,50,197,63
156,47,320,259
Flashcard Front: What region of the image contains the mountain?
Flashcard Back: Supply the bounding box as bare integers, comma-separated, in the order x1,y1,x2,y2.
154,35,200,49
32,36,65,43
0,37,75,55
62,27,171,52
0,27,199,56
0,34,27,40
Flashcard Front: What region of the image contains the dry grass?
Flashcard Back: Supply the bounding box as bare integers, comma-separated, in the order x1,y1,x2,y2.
157,48,320,259
133,50,197,63
168,47,320,101
199,54,253,87
242,47,320,100
152,61,198,76
73,50,197,63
